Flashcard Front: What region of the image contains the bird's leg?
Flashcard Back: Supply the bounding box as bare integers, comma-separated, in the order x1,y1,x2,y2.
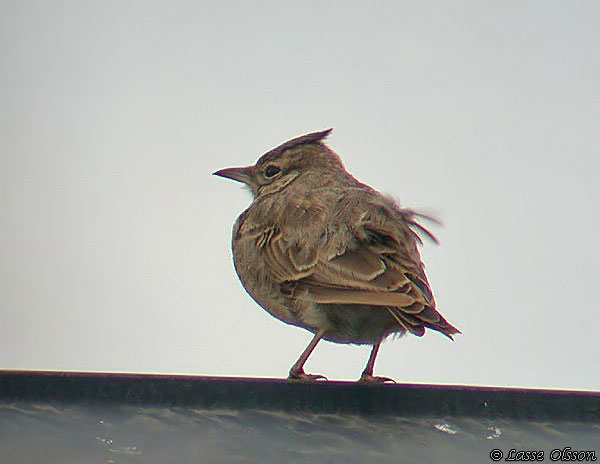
288,329,328,382
359,340,395,383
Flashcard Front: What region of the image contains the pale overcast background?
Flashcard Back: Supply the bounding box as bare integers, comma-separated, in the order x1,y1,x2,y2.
2,1,598,390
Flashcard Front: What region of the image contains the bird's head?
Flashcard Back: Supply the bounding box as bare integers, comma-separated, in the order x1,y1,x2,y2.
213,129,348,198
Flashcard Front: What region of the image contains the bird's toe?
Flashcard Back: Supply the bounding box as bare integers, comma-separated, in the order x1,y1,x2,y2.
288,369,328,383
358,374,396,384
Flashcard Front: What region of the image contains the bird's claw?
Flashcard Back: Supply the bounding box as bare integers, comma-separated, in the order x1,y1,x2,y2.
358,374,396,384
288,369,328,383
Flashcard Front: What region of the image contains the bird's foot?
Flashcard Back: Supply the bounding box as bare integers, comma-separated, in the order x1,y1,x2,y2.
358,373,396,384
288,368,328,383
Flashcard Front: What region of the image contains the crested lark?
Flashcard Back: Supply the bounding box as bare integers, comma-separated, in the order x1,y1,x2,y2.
214,129,460,382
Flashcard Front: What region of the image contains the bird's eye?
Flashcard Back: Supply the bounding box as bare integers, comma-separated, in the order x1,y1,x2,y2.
264,166,281,178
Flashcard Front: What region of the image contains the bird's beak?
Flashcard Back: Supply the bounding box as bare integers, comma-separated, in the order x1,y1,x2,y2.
212,166,254,185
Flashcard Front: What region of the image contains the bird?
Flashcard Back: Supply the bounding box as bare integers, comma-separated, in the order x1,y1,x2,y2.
213,129,460,383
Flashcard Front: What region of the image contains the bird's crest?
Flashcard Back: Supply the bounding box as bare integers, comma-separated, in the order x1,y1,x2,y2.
257,129,333,165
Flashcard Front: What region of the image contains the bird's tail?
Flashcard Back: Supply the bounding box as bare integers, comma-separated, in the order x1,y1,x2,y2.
387,306,461,340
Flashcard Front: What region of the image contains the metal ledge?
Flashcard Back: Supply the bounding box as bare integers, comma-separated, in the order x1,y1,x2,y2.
1,370,598,421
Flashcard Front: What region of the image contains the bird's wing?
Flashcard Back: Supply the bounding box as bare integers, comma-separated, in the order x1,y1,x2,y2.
256,226,318,282
259,201,459,338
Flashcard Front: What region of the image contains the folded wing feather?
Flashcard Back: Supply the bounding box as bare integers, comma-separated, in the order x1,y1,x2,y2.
258,214,459,339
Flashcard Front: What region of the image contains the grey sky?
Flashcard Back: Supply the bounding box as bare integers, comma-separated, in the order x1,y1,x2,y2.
2,1,598,390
